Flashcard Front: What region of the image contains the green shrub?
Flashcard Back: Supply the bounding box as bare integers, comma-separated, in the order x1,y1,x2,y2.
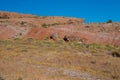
107,19,113,23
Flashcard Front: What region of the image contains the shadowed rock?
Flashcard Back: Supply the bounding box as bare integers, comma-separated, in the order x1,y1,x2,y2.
50,33,60,40
63,35,79,42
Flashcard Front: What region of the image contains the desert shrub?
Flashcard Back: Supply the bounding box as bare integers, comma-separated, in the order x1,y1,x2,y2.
20,21,27,26
0,15,9,19
42,23,60,28
26,38,38,44
55,40,64,45
0,75,4,80
107,19,112,23
20,49,28,52
0,21,7,23
111,75,119,80
42,23,48,28
27,38,34,42
19,33,22,36
1,40,11,44
18,77,23,80
14,38,21,41
18,17,23,18
6,45,13,50
90,61,96,64
44,36,49,40
51,23,59,26
111,51,120,58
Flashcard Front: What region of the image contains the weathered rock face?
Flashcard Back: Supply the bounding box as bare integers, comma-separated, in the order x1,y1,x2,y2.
0,11,120,46
25,27,120,46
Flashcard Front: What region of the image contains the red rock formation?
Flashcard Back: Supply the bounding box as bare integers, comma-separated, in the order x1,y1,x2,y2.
0,11,120,46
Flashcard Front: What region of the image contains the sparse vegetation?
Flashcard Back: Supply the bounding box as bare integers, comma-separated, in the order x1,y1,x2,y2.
107,19,113,23
44,36,49,40
111,51,120,57
0,14,9,19
0,75,4,80
0,12,120,80
41,23,61,28
20,21,27,26
41,23,48,28
18,77,23,80
0,39,120,80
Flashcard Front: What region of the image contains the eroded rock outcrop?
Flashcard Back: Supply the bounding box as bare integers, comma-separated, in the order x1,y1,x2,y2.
0,11,120,46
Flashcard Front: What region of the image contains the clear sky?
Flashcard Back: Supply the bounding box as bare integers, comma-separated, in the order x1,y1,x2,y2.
0,0,120,23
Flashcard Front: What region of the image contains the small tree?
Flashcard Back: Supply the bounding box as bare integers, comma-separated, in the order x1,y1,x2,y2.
107,19,113,23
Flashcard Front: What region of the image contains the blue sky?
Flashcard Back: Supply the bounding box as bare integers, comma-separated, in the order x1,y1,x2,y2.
0,0,120,23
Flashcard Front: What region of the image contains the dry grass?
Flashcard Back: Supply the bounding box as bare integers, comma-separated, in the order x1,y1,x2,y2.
0,39,120,80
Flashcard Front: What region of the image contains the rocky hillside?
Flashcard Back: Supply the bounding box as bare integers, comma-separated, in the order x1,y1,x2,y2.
0,11,120,46
0,12,120,80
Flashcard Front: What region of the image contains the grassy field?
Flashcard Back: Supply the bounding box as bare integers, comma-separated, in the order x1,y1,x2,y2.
0,38,120,80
